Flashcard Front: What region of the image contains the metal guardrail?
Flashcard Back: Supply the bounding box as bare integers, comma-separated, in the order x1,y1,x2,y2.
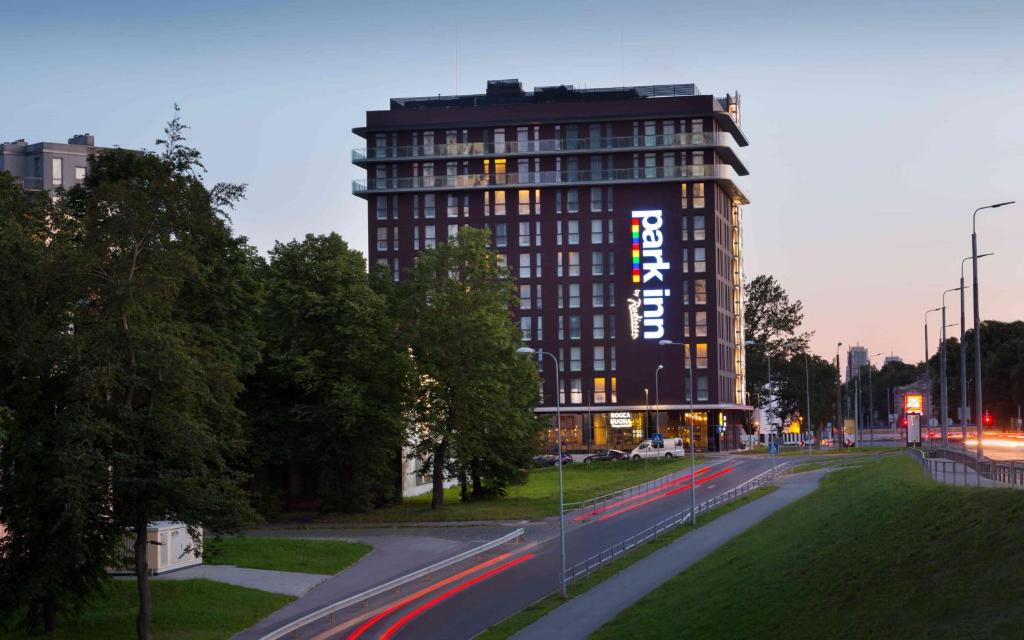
565,460,724,519
257,527,524,640
563,463,790,586
908,446,1024,489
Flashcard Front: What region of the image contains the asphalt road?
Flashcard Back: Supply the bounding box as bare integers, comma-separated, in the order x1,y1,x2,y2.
279,455,775,640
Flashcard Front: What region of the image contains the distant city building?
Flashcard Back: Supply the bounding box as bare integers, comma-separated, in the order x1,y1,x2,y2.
846,345,869,380
884,355,904,366
1,134,103,191
353,79,751,452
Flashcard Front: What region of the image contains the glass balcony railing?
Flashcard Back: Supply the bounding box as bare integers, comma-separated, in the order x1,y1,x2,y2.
353,164,744,196
15,176,43,190
352,132,737,162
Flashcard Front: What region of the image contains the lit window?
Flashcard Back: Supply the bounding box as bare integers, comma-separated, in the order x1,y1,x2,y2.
680,183,688,209
695,279,707,304
692,216,708,243
696,311,708,337
568,252,580,277
693,184,705,209
495,190,506,215
610,376,618,402
570,379,583,404
594,377,606,402
696,343,708,369
519,189,531,215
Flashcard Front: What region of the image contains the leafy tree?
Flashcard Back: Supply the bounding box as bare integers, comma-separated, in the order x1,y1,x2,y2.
399,227,541,508
53,111,260,639
743,274,812,414
0,173,117,633
242,233,408,513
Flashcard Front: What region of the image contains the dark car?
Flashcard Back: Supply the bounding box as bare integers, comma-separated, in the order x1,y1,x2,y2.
532,453,573,467
583,449,628,463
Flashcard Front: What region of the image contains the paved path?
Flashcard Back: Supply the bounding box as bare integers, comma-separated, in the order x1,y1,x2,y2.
232,525,518,640
511,470,827,640
154,564,328,597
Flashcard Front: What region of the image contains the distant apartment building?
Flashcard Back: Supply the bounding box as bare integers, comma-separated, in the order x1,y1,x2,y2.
847,345,869,380
353,79,751,453
884,355,904,366
1,134,102,191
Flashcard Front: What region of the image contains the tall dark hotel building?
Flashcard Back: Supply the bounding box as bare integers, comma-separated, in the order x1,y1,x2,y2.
353,80,751,451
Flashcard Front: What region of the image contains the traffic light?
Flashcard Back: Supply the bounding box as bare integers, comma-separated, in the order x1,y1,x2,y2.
983,412,994,427
900,416,908,428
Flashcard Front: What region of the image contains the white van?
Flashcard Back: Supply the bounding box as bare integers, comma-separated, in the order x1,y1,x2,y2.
630,437,685,460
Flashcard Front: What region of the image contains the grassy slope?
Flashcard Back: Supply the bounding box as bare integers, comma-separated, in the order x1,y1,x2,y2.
313,457,705,523
594,456,1024,640
477,486,777,640
2,580,293,640
206,537,371,575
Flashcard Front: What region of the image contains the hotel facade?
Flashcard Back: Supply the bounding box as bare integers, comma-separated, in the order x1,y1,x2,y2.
354,80,751,452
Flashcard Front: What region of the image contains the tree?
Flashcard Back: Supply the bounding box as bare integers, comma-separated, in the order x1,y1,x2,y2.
399,227,541,508
743,274,812,415
53,111,260,639
0,173,116,633
242,233,409,513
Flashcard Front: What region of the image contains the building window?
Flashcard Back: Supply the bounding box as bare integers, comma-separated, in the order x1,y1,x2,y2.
51,157,63,187
644,153,657,178
567,189,579,213
609,315,616,339
568,252,580,277
610,348,617,371
694,183,706,208
521,316,532,341
519,221,531,247
520,284,532,310
519,189,531,215
695,279,707,304
594,377,606,402
414,226,421,249
496,223,507,247
696,343,708,369
73,167,85,183
495,190,506,215
392,226,399,251
681,248,689,274
448,224,459,241
608,282,615,307
569,283,580,309
680,215,689,240
536,316,543,340
696,311,708,337
425,225,436,248
608,250,616,276
680,183,689,209
697,375,709,401
592,282,604,308
591,188,603,213
534,221,542,247
570,347,581,372
591,219,603,244
570,379,583,404
567,220,579,245
644,120,656,146
447,193,458,217
376,227,387,251
569,316,581,340
694,248,706,273
519,253,531,279
594,347,605,372
682,311,690,337
557,284,564,309
425,194,436,219
692,119,704,134
682,280,690,305
376,196,388,220
593,315,605,340
693,214,706,240
534,252,543,278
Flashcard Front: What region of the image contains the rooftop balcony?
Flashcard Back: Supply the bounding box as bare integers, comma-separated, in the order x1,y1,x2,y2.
353,164,748,204
14,176,43,190
352,132,747,174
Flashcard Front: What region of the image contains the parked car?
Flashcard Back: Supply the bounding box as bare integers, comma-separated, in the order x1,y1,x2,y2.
583,449,628,463
629,438,686,460
532,453,573,467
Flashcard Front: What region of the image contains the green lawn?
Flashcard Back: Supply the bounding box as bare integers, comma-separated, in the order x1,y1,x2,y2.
311,457,705,523
205,536,371,574
594,456,1024,639
478,485,777,639
1,580,293,640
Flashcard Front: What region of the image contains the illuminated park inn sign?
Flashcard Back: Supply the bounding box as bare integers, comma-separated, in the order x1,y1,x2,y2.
628,210,670,340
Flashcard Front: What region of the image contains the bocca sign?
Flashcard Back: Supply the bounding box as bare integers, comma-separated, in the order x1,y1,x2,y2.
628,209,670,340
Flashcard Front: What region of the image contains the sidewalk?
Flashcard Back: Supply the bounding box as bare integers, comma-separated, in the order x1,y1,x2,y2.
511,470,827,640
154,564,328,596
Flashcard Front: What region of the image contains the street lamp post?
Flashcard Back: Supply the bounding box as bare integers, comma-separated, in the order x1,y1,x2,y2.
655,364,664,437
868,352,883,444
836,342,843,448
925,307,941,440
516,347,567,598
804,353,812,455
972,201,1014,462
658,340,697,525
959,254,991,437
940,288,963,449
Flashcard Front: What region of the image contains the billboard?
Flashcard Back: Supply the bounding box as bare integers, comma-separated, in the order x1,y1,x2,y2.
904,393,924,415
628,210,670,341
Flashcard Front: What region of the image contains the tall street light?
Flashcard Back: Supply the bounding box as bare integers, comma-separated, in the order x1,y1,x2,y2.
925,307,942,435
972,200,1015,461
655,364,664,437
940,288,964,448
804,352,812,455
960,254,991,432
658,340,697,524
516,346,567,598
835,342,843,447
868,352,883,444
